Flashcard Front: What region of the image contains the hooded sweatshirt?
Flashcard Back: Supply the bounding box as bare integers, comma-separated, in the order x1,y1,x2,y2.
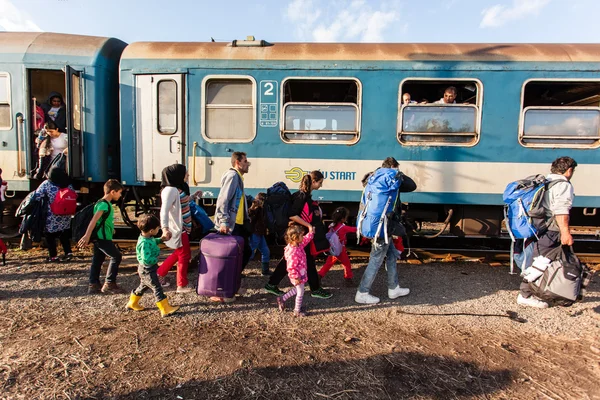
41,92,67,133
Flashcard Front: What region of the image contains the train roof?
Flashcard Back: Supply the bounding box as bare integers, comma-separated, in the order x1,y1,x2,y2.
0,32,127,66
121,41,600,62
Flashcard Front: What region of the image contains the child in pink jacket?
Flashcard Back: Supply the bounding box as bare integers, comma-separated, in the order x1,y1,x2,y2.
277,224,314,317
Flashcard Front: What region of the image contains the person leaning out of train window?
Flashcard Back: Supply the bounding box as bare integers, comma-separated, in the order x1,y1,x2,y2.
402,93,417,106
41,92,67,133
213,152,253,302
434,86,457,104
517,156,577,309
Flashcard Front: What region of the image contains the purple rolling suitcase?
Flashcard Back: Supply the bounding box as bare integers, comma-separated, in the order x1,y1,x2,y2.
197,233,244,298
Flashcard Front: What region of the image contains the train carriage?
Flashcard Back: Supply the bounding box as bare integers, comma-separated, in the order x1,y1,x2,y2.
116,40,599,236
0,32,126,215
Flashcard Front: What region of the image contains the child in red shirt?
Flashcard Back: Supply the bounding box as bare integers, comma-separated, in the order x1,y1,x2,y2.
318,207,357,285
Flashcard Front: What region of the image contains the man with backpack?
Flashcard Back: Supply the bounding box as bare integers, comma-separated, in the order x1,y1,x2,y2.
517,156,577,309
355,157,417,304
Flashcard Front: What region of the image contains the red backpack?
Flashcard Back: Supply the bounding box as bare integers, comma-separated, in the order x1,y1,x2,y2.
50,187,78,215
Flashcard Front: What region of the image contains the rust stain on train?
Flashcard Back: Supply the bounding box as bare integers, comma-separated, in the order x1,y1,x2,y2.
123,42,600,62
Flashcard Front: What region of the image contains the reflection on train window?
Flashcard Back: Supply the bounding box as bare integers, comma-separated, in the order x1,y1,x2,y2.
281,78,361,144
398,79,482,146
71,74,81,131
520,80,600,148
203,78,255,142
0,73,11,130
157,80,177,134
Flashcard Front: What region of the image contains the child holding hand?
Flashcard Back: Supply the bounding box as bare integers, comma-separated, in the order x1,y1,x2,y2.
126,214,179,317
318,207,357,286
277,224,314,317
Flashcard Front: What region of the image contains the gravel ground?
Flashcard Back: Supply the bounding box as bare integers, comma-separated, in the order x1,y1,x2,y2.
1,244,599,399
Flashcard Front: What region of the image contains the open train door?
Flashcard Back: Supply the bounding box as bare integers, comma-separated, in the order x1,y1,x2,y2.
65,65,84,178
135,74,185,182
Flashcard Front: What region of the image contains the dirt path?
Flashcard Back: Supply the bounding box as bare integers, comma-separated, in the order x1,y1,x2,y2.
1,247,599,399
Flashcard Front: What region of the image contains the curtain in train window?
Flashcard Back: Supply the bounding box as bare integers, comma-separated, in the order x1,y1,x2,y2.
281,78,361,144
0,73,11,130
520,81,600,148
398,80,481,146
157,80,177,134
204,78,255,141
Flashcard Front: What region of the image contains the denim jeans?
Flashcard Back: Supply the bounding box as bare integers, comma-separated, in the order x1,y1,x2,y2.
358,239,399,294
89,240,122,284
133,264,166,302
249,234,270,263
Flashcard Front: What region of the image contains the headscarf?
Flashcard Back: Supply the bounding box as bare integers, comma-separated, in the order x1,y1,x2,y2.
48,167,69,188
161,164,190,195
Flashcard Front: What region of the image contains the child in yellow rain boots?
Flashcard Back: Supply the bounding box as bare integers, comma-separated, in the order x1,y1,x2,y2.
126,214,179,317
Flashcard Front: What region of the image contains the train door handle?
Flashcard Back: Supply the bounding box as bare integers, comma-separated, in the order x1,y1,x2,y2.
169,136,181,153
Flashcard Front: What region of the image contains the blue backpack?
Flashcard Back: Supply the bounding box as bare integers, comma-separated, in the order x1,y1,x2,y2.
356,168,402,243
503,174,560,241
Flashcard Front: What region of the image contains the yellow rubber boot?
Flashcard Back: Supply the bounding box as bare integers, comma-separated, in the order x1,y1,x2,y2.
156,298,180,317
126,293,145,311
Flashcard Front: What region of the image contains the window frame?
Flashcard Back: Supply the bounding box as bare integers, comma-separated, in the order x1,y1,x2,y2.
519,78,600,149
156,78,178,135
0,72,12,130
280,76,362,145
201,74,257,143
397,77,483,147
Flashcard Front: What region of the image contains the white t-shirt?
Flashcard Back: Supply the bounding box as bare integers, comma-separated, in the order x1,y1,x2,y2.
48,107,60,121
0,182,7,202
51,133,68,158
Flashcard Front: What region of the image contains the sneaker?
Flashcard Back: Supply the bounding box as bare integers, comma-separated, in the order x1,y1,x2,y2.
264,283,284,296
176,285,194,294
517,294,549,309
277,297,285,312
388,286,410,299
46,256,61,263
61,253,74,262
355,291,380,304
261,263,272,276
101,282,125,294
311,288,333,299
88,283,102,295
158,276,170,287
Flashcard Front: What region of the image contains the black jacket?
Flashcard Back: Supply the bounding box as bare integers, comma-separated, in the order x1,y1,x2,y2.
41,92,67,133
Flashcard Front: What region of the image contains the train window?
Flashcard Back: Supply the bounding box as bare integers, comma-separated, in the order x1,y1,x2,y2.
398,79,482,146
157,80,177,134
281,78,361,144
202,77,256,142
71,74,81,131
0,73,11,130
520,80,600,148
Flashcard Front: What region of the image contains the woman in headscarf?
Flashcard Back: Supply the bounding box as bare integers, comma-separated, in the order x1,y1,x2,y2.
156,164,194,293
34,167,73,262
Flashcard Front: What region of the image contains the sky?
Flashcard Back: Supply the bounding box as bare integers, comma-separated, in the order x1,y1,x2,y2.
1,0,599,44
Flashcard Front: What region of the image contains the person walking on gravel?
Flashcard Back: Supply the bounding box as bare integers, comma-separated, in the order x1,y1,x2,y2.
517,156,577,309
355,157,417,305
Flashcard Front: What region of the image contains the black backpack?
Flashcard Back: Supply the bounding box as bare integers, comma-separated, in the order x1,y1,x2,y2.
265,182,292,239
72,200,110,242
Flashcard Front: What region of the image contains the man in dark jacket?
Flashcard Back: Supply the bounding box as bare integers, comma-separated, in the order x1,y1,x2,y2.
355,157,417,304
41,92,67,133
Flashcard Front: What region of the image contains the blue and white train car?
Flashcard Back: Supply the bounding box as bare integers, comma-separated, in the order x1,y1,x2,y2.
119,39,600,235
0,32,126,196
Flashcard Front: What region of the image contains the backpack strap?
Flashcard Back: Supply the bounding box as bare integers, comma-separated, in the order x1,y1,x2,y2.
92,199,111,239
